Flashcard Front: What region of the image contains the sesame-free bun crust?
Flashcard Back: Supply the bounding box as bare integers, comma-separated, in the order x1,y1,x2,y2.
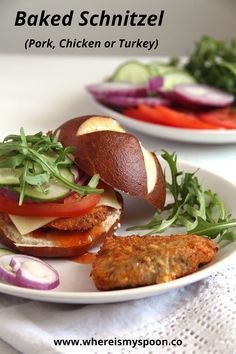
56,115,166,209
74,131,147,196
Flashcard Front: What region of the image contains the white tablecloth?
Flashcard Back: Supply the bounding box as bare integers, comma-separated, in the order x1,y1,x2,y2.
0,55,235,354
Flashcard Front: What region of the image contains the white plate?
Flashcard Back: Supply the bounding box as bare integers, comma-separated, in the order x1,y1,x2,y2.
0,162,235,303
91,100,236,144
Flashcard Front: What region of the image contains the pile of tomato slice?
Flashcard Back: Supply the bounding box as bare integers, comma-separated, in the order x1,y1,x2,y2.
123,105,236,130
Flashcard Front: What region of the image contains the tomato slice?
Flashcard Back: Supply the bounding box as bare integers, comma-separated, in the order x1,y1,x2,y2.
145,105,221,129
0,193,100,217
123,107,157,124
124,105,221,129
198,108,236,129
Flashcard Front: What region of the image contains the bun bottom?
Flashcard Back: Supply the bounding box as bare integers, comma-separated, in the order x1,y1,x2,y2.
0,210,121,258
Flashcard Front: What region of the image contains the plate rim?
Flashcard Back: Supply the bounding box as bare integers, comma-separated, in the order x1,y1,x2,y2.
91,99,236,144
0,246,234,304
0,161,235,303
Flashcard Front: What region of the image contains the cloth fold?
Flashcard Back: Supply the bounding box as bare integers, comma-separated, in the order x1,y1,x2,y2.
0,263,235,354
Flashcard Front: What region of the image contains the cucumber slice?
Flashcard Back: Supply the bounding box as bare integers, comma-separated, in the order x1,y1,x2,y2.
0,150,73,187
0,248,15,255
111,60,151,84
161,70,196,91
0,168,22,186
148,62,176,77
13,168,74,201
44,153,73,167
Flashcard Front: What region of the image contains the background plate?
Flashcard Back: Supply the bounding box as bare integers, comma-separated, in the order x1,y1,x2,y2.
92,100,236,144
0,162,235,303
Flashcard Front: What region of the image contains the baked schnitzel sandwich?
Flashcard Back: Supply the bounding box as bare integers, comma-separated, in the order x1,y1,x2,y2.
0,116,165,257
0,129,122,257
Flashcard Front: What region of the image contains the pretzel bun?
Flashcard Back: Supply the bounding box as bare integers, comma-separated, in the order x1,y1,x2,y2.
56,115,166,209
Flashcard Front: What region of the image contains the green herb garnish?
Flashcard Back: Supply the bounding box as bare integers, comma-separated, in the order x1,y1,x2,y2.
128,151,236,244
0,128,103,205
185,36,236,101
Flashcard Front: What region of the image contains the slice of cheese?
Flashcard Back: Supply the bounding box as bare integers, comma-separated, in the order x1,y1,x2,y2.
98,186,121,210
9,187,121,236
9,215,57,236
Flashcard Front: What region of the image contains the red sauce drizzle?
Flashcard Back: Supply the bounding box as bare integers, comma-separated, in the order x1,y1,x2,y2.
32,225,105,258
72,252,97,264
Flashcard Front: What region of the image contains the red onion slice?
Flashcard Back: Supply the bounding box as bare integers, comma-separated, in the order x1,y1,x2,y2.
70,166,89,185
10,255,59,290
147,76,164,94
0,188,19,202
76,173,89,186
98,95,170,108
0,254,59,290
86,82,147,99
0,254,18,286
164,84,234,108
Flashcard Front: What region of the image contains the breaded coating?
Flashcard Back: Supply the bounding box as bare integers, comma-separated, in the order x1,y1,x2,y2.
46,206,111,231
91,234,218,290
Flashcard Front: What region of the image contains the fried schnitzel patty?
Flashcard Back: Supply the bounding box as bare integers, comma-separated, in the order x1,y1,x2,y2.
91,234,218,290
46,206,111,231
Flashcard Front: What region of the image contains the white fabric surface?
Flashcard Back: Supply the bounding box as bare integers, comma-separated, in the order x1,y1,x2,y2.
0,55,236,354
0,263,235,354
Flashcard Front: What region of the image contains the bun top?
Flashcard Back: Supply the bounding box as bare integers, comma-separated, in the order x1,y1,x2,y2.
56,115,166,210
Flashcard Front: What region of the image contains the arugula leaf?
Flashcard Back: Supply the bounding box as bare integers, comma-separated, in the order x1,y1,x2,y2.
189,217,236,238
205,190,226,222
128,212,164,231
27,146,102,195
0,154,25,168
24,173,50,186
0,128,104,204
128,208,180,234
162,150,180,206
145,210,180,235
88,174,100,189
219,230,236,243
177,214,198,231
19,160,29,206
128,150,236,245
20,127,28,156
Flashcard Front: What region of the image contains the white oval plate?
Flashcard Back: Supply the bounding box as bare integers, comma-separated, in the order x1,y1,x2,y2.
91,100,236,144
0,162,235,303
